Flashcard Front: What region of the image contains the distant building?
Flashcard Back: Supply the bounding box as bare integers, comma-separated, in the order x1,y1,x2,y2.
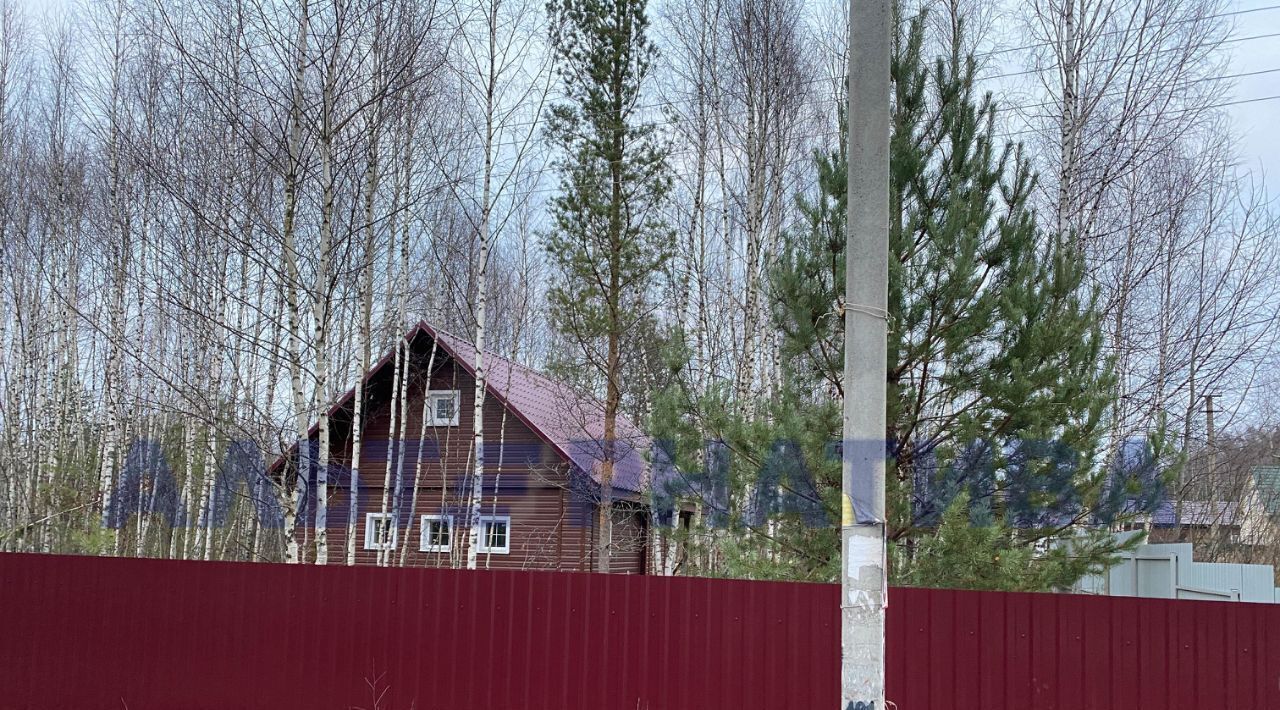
1140,500,1241,544
1241,465,1280,546
1076,532,1280,603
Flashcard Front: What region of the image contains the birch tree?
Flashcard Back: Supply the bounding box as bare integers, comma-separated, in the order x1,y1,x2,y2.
442,0,551,570
1016,0,1280,453
723,0,807,410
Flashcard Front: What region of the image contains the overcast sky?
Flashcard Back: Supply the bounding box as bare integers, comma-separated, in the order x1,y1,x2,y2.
1226,3,1280,184
14,0,1280,192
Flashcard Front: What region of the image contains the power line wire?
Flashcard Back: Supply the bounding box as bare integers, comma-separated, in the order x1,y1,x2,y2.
434,29,1280,151
973,3,1280,59
994,93,1280,141
458,61,1280,157
440,91,1280,203
983,30,1280,81
1005,66,1280,114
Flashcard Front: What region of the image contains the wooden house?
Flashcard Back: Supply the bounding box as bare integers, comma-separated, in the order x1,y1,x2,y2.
276,321,659,573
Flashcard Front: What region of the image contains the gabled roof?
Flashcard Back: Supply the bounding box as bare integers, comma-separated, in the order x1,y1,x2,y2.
1251,466,1280,515
276,321,649,495
1148,500,1240,527
424,323,648,494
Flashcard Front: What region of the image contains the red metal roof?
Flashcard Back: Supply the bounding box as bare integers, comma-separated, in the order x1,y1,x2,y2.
423,323,649,494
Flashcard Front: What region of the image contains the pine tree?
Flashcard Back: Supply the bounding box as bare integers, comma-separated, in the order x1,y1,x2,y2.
899,492,1101,592
655,11,1142,590
544,0,673,572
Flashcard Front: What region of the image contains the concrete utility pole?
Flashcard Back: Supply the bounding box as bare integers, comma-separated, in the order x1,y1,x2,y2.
1205,393,1217,481
841,0,890,708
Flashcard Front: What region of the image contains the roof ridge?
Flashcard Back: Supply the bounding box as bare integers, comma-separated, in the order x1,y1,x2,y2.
416,320,532,373
420,320,615,417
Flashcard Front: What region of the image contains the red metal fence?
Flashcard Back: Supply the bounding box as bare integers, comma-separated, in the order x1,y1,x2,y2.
2,552,1278,710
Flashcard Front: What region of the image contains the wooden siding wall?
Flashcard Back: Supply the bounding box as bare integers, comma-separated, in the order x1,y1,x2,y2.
609,504,648,574
295,343,645,574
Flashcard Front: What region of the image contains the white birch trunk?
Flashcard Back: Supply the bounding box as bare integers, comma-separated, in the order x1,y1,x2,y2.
400,344,440,566
281,0,311,565
465,1,498,571
312,43,339,566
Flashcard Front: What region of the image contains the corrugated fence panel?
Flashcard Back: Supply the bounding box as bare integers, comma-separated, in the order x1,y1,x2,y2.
3,553,1280,710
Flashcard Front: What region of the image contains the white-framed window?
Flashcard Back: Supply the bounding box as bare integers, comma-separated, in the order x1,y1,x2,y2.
477,515,511,554
364,512,397,551
419,514,454,552
425,390,460,426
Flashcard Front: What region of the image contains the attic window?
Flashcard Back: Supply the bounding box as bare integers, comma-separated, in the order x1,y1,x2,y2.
426,390,460,426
